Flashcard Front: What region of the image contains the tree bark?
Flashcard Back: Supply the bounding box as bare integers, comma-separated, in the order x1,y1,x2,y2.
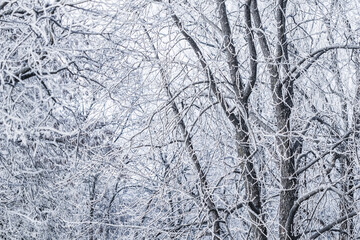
250,0,297,238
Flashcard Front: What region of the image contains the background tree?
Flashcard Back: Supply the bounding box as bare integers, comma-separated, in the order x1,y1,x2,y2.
1,0,360,239
0,1,135,238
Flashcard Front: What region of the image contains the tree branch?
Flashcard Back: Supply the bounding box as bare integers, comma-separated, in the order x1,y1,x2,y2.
242,0,258,101
216,0,243,99
170,11,240,128
310,211,357,239
285,185,329,235
295,131,352,175
143,25,222,239
289,45,360,82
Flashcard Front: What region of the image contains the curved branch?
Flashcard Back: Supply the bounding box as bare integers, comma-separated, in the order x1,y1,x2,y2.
170,11,240,128
289,45,360,82
310,211,357,239
295,131,352,175
285,185,329,235
143,25,222,239
216,0,243,98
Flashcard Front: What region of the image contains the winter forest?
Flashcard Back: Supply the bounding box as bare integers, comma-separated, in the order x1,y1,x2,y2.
1,0,360,239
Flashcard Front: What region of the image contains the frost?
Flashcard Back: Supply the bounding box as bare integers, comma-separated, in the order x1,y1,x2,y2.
1,0,360,239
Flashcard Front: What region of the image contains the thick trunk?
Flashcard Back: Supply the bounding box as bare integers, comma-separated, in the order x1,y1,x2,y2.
275,106,297,240
89,175,98,240
171,6,266,238
250,0,297,237
237,125,267,239
339,157,354,240
216,0,267,237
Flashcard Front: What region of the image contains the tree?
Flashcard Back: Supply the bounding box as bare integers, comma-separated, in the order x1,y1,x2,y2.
117,0,360,239
0,1,132,238
1,0,360,239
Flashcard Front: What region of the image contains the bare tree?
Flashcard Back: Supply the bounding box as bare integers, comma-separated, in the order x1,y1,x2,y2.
122,0,360,239
1,0,360,239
